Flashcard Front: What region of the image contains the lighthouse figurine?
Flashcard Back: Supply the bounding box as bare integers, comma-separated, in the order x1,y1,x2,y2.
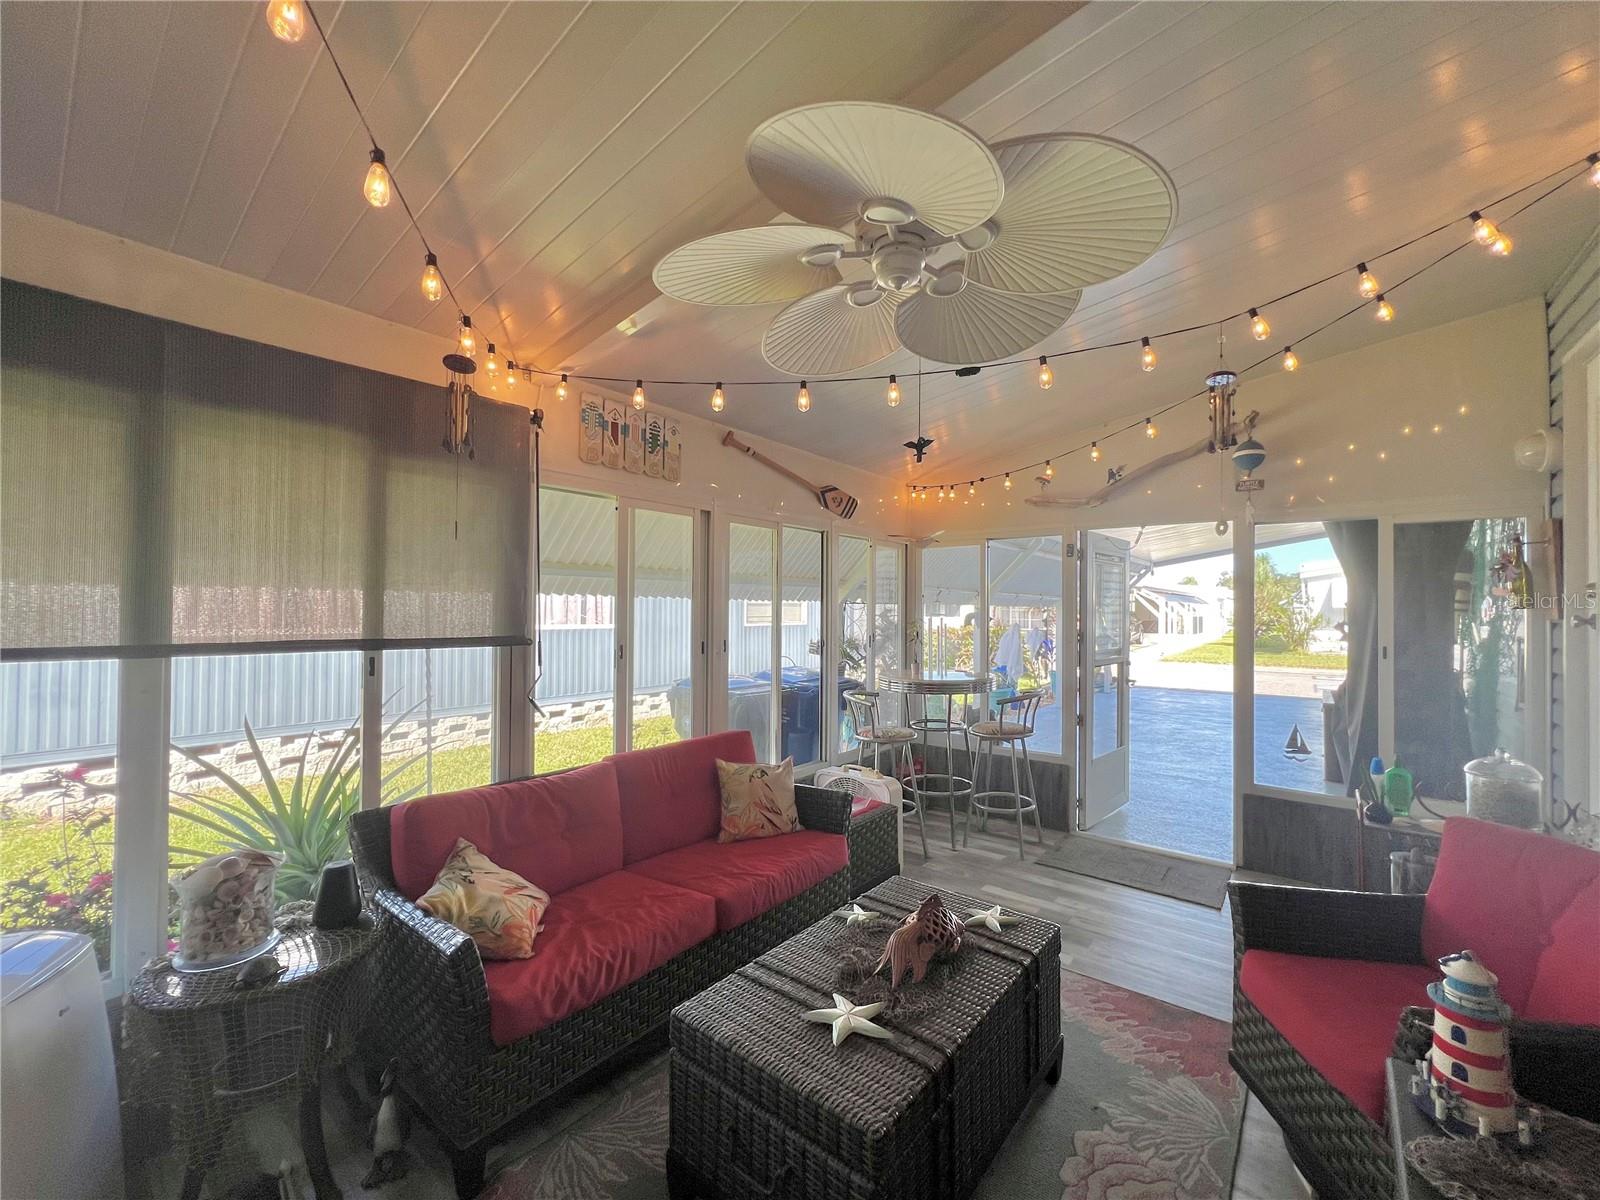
1409,951,1538,1142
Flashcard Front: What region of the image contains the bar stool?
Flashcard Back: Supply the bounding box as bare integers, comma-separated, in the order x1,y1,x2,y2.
843,690,928,858
908,689,976,850
963,689,1046,859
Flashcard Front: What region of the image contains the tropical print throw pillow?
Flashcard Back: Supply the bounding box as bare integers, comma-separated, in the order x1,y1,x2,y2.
417,837,551,960
716,757,800,842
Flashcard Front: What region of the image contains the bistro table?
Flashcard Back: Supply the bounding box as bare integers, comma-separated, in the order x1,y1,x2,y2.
879,670,991,849
125,924,377,1200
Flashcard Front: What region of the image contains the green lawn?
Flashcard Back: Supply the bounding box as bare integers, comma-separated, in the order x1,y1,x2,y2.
1162,631,1346,670
1,715,683,952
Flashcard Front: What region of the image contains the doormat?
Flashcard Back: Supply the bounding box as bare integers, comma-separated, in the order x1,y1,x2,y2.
482,970,1244,1200
1037,838,1231,908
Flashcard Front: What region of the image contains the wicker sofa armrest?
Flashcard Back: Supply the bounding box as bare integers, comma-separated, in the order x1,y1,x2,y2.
794,783,852,835
370,886,494,1057
1229,880,1425,965
1509,1018,1600,1124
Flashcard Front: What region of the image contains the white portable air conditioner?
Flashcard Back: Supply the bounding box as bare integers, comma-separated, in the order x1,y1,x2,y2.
1,931,125,1200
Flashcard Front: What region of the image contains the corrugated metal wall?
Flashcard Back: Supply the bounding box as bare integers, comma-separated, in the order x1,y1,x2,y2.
1545,228,1599,810
3,599,828,764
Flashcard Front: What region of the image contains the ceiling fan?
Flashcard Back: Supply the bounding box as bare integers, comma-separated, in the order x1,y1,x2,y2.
653,102,1177,375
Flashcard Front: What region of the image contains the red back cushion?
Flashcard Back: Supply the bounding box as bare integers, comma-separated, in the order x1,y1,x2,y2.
388,762,624,900
1422,818,1599,1010
607,730,756,863
1524,874,1600,1026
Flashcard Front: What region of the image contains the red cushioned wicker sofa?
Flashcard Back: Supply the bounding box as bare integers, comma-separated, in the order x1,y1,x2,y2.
1229,817,1600,1200
349,730,855,1197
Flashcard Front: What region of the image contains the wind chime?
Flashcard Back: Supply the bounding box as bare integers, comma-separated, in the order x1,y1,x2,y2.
443,351,476,460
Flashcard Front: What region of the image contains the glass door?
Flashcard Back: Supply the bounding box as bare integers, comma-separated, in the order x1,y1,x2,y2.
721,519,780,760
627,505,698,750
874,545,903,723
1079,531,1132,827
837,536,871,751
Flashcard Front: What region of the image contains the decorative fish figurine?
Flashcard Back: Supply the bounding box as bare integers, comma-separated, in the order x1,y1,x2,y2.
875,894,964,988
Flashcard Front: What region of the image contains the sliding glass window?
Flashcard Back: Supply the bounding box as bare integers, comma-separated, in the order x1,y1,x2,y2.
837,536,871,751
874,547,903,723
632,508,695,750
382,647,496,798
535,488,618,772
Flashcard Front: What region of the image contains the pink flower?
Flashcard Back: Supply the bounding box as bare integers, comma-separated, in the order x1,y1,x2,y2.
1060,1127,1183,1200
86,872,113,894
62,764,91,784
42,893,73,910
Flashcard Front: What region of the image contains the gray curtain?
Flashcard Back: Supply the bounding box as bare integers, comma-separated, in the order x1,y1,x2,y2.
2,279,530,658
1324,520,1380,793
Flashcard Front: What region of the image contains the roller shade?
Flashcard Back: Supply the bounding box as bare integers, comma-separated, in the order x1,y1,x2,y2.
1,280,530,658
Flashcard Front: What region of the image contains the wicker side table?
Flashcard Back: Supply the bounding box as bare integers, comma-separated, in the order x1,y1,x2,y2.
125,925,377,1200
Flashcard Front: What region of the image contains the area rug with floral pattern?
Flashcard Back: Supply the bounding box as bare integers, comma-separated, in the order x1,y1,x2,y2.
483,969,1243,1200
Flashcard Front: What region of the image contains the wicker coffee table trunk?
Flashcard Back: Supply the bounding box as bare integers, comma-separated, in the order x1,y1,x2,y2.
668,876,1062,1200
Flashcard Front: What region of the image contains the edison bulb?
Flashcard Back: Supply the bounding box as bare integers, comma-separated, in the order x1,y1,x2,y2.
484,344,498,375
711,383,725,413
1090,442,1102,463
1145,418,1158,439
557,373,568,401
967,483,975,497
1003,474,1012,490
1038,356,1053,390
1140,338,1156,372
1248,308,1271,341
1357,263,1380,300
420,253,442,302
1044,460,1054,479
363,150,392,208
457,317,475,357
1374,295,1395,322
504,361,516,388
1282,347,1299,372
1488,233,1513,257
1590,155,1600,188
887,375,900,407
266,0,307,43
796,381,810,413
632,381,646,410
1470,212,1498,246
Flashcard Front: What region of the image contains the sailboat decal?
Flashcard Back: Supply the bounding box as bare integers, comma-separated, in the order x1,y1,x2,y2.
1283,724,1312,761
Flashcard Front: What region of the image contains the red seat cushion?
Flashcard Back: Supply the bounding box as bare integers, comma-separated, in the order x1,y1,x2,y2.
481,871,716,1045
1423,818,1599,1010
388,762,623,901
1240,949,1437,1123
625,831,847,930
1525,874,1600,1026
606,731,756,864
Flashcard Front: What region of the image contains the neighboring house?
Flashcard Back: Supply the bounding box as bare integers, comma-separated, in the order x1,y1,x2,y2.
1298,559,1348,627
1132,583,1228,644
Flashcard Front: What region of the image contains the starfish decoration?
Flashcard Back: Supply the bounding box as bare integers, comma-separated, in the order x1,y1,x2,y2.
836,903,880,926
964,905,1022,933
802,993,892,1047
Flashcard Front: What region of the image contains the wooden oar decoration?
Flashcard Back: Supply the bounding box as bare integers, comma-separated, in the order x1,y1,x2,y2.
721,430,858,519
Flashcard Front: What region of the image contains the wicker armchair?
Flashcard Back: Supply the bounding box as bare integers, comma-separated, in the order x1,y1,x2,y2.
350,782,852,1197
1230,849,1600,1200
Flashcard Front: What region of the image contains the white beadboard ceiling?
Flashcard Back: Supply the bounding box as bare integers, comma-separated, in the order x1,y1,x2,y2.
3,1,1597,489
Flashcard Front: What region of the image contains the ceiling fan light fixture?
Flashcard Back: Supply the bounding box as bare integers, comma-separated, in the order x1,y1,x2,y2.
799,244,845,268
871,242,926,291
845,284,886,309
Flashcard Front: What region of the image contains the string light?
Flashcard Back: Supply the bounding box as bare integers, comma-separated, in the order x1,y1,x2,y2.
797,381,810,413
1090,441,1101,462
1374,294,1395,322
265,0,306,43
504,359,516,388
420,252,442,302
1004,473,1012,490
1140,337,1156,371
1038,356,1053,390
1145,417,1157,439
457,315,475,357
966,482,975,497
1356,263,1381,299
557,373,568,401
1469,211,1500,246
363,148,392,208
1248,308,1271,340
711,382,725,412
886,374,900,407
1281,346,1299,372
1044,460,1054,479
1590,153,1600,188
632,380,645,410
1488,231,1514,257
484,343,498,377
